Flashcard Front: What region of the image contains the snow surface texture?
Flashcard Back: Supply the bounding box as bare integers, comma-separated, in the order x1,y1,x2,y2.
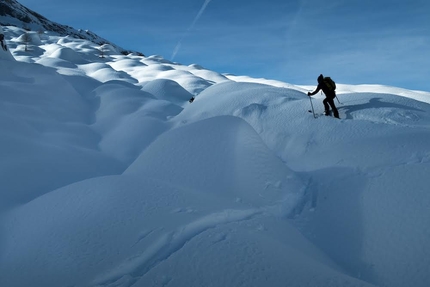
1,25,430,287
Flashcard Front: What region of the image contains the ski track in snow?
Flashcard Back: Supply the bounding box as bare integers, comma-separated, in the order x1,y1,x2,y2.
93,208,262,287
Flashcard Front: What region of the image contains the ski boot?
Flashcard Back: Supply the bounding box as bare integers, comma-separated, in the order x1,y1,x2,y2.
323,110,331,116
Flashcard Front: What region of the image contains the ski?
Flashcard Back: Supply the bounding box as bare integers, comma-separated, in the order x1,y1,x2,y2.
308,110,323,117
308,110,333,118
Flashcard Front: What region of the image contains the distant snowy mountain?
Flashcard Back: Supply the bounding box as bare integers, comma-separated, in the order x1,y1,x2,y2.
0,0,140,55
0,3,430,287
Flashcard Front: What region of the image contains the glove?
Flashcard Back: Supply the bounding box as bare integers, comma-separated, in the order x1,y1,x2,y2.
307,92,311,96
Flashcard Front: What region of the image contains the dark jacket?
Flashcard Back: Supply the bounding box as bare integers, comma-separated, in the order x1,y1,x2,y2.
309,84,336,99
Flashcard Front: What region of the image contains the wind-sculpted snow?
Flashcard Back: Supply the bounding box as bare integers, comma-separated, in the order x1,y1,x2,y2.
0,116,372,287
1,25,430,287
141,78,193,106
125,116,304,211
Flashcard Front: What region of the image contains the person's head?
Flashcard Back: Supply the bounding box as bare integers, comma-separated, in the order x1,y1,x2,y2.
317,74,324,84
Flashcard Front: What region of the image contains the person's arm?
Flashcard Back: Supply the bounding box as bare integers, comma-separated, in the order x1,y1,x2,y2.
307,85,321,96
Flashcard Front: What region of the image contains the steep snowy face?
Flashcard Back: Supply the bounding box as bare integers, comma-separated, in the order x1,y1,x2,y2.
1,0,55,29
0,0,136,55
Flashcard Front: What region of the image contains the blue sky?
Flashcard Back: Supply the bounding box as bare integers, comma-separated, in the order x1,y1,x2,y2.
18,0,430,91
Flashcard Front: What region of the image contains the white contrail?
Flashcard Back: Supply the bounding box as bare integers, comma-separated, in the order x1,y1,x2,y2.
171,42,182,61
171,0,212,60
190,0,212,30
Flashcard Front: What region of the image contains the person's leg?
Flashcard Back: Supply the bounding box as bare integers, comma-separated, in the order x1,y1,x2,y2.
327,98,339,118
323,98,330,115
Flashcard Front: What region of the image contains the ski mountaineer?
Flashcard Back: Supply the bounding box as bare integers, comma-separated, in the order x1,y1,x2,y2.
308,74,339,119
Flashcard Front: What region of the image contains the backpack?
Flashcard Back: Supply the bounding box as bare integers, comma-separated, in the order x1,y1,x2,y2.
323,77,336,91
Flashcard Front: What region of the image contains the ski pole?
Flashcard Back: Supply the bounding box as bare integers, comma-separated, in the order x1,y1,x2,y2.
309,95,316,118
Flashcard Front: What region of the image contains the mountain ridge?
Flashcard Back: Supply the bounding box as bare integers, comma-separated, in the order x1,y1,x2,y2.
0,0,141,55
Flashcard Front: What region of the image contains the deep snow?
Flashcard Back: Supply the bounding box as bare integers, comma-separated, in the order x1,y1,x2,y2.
0,25,429,287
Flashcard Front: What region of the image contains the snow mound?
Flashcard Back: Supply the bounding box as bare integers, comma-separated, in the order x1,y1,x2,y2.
156,69,212,95
126,116,304,210
91,82,181,163
48,46,86,63
141,78,193,106
80,62,138,83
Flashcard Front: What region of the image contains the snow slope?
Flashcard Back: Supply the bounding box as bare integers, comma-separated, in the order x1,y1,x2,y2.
0,25,430,287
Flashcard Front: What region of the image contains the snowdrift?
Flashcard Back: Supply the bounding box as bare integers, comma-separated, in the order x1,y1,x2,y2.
0,25,430,287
